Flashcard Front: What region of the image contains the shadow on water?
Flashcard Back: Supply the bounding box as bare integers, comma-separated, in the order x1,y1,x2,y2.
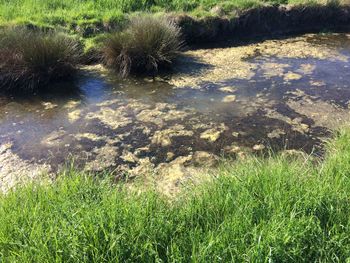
170,54,214,76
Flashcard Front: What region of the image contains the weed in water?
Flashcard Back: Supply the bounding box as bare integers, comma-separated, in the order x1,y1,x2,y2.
103,15,184,77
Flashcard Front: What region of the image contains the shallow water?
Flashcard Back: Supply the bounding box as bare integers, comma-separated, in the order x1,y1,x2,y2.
1,33,350,191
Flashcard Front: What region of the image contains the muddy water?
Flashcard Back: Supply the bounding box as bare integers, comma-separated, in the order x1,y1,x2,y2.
1,33,350,192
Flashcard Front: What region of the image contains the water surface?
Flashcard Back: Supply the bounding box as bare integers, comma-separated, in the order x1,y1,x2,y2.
1,33,350,191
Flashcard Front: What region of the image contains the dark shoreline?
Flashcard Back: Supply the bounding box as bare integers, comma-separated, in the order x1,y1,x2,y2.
81,4,350,63
175,5,350,47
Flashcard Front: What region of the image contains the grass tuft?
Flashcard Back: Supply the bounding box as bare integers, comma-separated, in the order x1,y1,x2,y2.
103,15,184,77
0,27,82,93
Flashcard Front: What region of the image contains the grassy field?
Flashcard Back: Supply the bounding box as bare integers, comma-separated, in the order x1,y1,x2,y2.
1,129,350,262
0,0,331,29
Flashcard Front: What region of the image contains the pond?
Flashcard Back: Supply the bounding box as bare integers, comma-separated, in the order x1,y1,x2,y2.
1,33,350,192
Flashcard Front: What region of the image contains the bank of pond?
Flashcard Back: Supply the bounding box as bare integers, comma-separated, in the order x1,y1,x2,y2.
2,4,350,93
0,16,183,93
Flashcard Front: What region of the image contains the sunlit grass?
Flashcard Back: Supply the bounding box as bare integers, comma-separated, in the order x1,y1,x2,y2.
1,129,350,261
0,0,336,29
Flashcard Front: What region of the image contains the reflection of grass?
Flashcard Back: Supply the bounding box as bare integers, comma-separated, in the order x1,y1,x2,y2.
2,129,350,261
0,27,82,92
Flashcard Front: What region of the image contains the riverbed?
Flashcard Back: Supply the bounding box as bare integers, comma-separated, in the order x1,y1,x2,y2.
1,33,350,193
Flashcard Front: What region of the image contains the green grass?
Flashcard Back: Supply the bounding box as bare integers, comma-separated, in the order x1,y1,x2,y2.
103,15,183,77
1,129,350,261
0,0,330,30
0,27,82,92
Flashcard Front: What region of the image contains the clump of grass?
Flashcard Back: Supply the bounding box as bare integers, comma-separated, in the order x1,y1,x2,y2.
2,130,350,261
0,27,82,92
103,15,183,77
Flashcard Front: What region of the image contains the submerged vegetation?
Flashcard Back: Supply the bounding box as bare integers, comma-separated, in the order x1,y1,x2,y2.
0,27,82,92
103,15,183,77
2,129,350,261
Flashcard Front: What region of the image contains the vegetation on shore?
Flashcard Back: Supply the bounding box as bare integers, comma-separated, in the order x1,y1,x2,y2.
1,129,350,261
0,0,344,34
103,15,183,77
0,15,183,88
0,0,348,82
0,27,82,92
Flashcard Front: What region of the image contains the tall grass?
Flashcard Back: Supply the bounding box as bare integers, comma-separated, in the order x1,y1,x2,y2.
103,15,183,77
0,27,82,92
1,130,350,261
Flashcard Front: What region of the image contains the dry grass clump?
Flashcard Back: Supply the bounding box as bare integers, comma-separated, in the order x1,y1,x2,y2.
103,15,184,77
0,27,82,92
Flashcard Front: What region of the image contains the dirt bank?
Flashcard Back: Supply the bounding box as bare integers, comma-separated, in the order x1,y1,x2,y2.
80,4,350,63
173,5,350,46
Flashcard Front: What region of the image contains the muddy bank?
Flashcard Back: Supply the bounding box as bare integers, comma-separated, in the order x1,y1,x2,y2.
80,5,350,63
73,5,350,44
9,5,350,65
69,5,350,44
174,5,350,46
